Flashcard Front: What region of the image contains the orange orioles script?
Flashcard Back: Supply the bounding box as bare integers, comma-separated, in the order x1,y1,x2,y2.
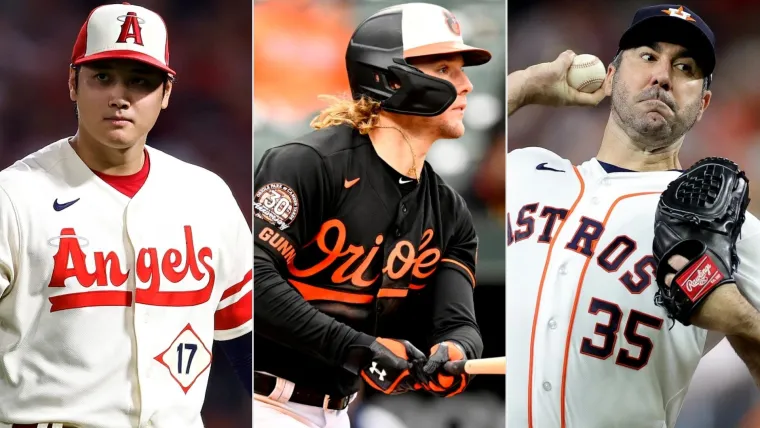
259,219,440,289
47,226,215,312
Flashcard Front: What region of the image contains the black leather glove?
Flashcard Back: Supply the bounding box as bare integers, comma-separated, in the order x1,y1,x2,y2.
417,341,470,397
653,157,750,326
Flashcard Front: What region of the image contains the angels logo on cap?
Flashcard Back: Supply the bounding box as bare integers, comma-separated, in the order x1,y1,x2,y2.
71,2,176,76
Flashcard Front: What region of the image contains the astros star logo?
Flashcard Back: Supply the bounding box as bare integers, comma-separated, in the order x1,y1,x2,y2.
662,6,696,22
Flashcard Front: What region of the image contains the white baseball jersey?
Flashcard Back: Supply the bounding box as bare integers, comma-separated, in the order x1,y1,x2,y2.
0,138,252,428
506,147,760,428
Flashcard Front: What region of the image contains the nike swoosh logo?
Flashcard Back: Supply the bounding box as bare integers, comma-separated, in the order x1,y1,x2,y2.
344,177,360,189
399,178,413,184
536,162,565,173
53,198,80,211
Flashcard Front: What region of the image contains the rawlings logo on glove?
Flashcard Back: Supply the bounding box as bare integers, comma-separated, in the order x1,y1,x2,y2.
652,157,750,327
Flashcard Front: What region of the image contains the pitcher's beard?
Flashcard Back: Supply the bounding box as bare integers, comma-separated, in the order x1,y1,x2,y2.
611,79,702,150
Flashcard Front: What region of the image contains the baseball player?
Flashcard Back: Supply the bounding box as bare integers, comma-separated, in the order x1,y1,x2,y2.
253,3,490,427
507,4,760,428
0,3,252,427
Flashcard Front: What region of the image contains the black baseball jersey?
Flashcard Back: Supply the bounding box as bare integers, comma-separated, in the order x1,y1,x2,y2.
254,124,482,397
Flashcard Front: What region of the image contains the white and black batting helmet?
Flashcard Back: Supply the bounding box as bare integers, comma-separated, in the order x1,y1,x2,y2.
345,3,492,117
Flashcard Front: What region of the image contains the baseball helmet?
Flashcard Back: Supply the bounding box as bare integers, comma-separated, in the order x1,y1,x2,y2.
345,3,491,117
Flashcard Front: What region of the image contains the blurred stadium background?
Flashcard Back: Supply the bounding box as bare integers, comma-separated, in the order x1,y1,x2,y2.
509,1,760,427
254,0,506,427
0,1,252,427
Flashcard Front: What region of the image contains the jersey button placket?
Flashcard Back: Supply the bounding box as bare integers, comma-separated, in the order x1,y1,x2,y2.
558,263,567,275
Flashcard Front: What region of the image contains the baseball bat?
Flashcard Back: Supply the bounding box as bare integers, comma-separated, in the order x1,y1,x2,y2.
442,357,506,375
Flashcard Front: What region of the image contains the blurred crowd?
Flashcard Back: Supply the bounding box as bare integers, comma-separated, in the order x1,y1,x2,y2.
0,1,252,426
508,0,760,426
254,1,506,426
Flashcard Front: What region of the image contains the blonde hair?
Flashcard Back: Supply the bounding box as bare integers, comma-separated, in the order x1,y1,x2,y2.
309,94,382,135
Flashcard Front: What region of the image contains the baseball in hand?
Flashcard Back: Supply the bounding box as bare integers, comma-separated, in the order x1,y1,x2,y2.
566,54,606,93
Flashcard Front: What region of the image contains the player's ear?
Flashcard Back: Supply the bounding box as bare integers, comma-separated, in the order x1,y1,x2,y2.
161,78,173,109
603,63,615,96
696,89,712,122
68,67,77,101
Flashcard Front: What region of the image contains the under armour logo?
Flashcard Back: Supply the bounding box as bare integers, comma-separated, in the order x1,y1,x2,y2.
369,362,386,381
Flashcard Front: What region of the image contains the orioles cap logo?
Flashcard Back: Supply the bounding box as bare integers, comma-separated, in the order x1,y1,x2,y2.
443,10,461,36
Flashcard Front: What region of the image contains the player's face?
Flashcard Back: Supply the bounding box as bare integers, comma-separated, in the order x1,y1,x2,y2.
408,53,473,139
606,42,711,149
69,59,173,149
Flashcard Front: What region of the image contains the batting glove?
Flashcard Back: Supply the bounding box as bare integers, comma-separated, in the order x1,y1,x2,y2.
417,341,470,397
359,338,428,395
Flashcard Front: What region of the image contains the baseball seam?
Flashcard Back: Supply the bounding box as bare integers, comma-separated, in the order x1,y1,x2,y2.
577,78,604,91
572,60,601,69
572,58,603,91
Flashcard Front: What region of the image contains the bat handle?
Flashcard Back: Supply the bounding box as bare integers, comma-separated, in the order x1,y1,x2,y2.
443,359,467,375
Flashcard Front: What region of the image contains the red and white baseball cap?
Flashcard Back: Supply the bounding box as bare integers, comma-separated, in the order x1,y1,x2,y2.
71,2,176,76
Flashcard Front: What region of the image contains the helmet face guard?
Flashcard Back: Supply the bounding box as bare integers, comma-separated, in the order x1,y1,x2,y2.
347,55,457,117
344,3,491,117
382,61,457,116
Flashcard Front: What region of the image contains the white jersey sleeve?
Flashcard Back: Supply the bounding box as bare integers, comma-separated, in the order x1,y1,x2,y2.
733,212,760,310
703,211,760,354
212,184,253,342
0,186,18,297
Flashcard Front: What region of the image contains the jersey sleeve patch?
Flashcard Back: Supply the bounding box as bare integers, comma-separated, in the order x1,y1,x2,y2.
254,182,300,231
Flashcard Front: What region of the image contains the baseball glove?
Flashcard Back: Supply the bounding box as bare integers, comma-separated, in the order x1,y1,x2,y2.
653,157,750,327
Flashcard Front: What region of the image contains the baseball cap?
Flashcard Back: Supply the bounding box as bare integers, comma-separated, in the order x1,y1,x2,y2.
357,3,492,67
71,2,176,76
617,4,715,79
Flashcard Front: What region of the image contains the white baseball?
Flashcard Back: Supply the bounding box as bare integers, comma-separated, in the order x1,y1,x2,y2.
566,54,606,93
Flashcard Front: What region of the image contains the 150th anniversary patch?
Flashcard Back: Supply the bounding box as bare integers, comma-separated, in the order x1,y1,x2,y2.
254,182,300,230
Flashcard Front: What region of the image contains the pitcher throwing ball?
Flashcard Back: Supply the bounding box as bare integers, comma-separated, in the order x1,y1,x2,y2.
507,4,760,428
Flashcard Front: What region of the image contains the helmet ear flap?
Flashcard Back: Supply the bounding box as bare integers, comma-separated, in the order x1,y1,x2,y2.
378,61,457,117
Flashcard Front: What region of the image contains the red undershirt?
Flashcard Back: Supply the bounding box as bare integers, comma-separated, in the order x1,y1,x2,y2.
90,150,150,198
